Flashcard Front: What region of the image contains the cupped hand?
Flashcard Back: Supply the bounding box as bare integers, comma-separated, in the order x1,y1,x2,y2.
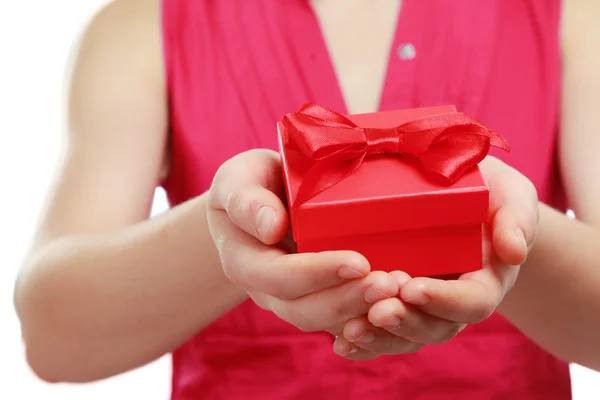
335,156,539,359
207,149,398,335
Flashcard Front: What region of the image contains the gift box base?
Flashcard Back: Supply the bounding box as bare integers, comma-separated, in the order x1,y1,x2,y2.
296,223,483,277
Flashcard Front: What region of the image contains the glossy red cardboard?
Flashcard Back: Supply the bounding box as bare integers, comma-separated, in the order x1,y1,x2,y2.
278,106,489,277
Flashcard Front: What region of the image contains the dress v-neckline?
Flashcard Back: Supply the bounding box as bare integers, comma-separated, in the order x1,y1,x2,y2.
284,0,419,115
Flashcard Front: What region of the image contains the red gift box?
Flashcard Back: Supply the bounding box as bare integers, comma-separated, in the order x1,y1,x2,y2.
277,104,509,277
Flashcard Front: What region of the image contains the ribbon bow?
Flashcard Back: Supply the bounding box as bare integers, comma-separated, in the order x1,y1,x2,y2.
282,103,510,207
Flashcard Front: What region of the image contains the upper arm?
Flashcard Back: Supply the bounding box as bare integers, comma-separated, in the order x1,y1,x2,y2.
31,0,167,248
560,0,600,226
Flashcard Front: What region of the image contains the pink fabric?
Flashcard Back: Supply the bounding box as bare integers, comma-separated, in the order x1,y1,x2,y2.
161,1,570,398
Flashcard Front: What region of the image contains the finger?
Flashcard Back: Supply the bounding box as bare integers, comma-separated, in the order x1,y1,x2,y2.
271,271,398,332
491,206,534,266
338,318,425,355
399,273,506,324
367,298,466,345
208,149,288,245
325,272,411,338
479,225,520,293
332,336,381,361
212,210,370,300
482,157,539,265
390,270,412,289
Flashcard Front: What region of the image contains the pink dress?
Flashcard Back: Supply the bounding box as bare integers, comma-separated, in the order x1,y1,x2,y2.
161,0,570,398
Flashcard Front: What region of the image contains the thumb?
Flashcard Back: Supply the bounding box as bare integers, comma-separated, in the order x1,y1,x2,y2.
482,157,538,266
208,149,289,245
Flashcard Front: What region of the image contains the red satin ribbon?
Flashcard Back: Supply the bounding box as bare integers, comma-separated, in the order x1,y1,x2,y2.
281,103,510,207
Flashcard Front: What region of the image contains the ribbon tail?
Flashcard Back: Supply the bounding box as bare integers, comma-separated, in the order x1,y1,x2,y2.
488,132,511,151
418,135,491,184
293,153,366,207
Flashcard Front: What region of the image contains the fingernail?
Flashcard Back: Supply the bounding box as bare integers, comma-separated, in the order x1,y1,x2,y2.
338,266,365,280
255,206,276,238
404,292,430,306
345,346,360,356
383,317,402,328
364,286,389,303
356,330,376,343
515,228,528,250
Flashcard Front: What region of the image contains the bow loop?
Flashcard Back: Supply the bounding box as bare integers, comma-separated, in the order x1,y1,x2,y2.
281,104,510,207
282,106,366,160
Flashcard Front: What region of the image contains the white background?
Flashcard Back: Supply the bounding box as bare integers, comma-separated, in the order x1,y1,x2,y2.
0,1,598,399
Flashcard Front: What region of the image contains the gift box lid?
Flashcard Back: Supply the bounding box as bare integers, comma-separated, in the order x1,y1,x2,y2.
278,105,490,242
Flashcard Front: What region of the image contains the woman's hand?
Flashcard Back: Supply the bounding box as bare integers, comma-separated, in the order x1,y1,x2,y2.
207,149,399,335
335,156,540,360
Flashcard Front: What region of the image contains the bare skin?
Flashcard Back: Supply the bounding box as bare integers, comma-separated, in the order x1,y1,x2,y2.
338,0,600,367
13,0,600,384
13,0,399,382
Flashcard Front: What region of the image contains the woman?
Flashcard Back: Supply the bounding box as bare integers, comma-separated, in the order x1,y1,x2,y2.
13,0,600,399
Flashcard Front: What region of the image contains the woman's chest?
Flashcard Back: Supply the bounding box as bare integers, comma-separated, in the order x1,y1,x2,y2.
167,0,562,204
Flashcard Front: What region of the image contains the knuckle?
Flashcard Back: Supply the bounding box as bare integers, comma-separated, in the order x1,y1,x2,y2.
210,158,234,192
210,159,255,218
224,189,244,217
217,154,243,175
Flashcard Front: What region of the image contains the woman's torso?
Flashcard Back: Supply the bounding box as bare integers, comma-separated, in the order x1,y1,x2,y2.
161,0,570,399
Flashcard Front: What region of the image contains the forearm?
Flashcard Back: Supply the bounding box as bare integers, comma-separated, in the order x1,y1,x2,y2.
14,192,248,383
499,202,600,370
